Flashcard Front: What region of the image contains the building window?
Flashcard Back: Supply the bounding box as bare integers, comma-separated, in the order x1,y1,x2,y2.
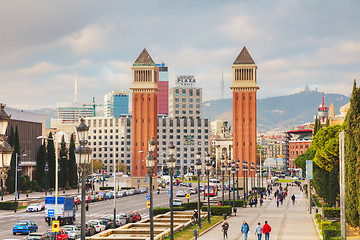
175,104,179,108
196,90,200,96
196,104,200,108
182,104,186,108
189,110,193,114
175,98,179,102
190,98,193,102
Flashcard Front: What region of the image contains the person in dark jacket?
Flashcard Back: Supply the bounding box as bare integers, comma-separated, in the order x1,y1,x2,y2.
222,219,229,239
291,194,296,205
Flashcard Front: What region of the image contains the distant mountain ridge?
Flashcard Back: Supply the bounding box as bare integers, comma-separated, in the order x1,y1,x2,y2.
203,91,349,132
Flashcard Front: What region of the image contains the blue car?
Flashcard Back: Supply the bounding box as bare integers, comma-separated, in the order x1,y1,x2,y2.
13,220,38,235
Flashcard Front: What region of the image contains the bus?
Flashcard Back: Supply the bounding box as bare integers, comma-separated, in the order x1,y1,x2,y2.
204,184,218,197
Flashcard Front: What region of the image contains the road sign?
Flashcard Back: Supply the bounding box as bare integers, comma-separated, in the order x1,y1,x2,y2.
168,190,171,195
48,209,55,218
52,220,60,232
146,195,150,201
147,201,150,208
186,193,191,199
306,160,313,179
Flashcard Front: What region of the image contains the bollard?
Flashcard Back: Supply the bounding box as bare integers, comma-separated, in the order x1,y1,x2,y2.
193,229,198,240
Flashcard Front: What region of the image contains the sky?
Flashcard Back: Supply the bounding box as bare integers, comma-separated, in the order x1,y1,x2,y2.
0,0,359,110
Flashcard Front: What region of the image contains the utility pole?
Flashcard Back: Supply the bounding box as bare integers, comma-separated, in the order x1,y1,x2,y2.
339,131,346,240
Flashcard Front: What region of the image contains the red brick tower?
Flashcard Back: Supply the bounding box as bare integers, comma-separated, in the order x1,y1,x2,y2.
231,47,259,177
131,49,158,186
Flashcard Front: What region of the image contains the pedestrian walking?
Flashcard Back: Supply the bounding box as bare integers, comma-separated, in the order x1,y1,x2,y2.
222,219,229,239
241,220,250,240
255,222,263,240
276,197,280,207
291,194,296,205
262,221,272,240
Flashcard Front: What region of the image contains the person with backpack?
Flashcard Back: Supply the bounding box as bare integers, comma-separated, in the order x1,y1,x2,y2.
241,220,250,240
255,222,263,240
262,221,272,240
222,219,229,239
291,194,296,205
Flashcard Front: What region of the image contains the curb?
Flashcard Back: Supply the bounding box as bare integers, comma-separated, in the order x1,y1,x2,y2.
190,215,231,240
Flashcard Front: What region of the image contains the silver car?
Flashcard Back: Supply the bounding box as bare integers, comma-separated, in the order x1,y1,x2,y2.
63,225,80,240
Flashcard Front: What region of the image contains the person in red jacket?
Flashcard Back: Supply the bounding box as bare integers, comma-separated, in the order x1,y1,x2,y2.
262,221,272,240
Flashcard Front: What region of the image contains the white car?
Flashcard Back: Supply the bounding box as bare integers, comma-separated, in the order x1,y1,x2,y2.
26,203,42,212
87,220,106,232
173,199,182,207
62,225,80,240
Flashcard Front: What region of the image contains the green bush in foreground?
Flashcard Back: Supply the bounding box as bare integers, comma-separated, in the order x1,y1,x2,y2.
0,201,17,210
320,221,332,235
182,201,203,210
329,237,342,240
153,207,170,216
323,207,340,218
323,225,337,240
201,206,232,216
219,200,244,207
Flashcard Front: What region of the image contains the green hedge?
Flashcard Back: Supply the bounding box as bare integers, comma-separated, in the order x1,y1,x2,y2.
323,207,340,218
329,237,342,240
173,207,185,211
0,201,18,210
99,187,113,190
201,206,232,216
320,221,332,235
219,200,244,207
153,207,170,216
121,187,135,190
181,202,203,210
323,225,337,240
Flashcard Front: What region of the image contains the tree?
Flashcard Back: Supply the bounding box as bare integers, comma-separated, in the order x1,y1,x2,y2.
92,160,103,173
313,116,320,136
344,79,360,227
68,133,78,188
36,143,47,188
59,135,68,188
6,126,20,193
47,132,55,189
115,161,127,173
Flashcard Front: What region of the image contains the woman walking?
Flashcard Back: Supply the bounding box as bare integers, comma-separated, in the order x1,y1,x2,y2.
241,220,250,240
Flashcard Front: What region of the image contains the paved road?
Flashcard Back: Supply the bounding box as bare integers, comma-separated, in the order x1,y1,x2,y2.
0,185,205,240
199,184,319,240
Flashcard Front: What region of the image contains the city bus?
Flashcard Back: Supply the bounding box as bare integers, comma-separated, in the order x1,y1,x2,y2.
204,184,218,197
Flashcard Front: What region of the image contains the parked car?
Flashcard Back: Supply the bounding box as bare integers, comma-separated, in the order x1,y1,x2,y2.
98,192,106,200
85,195,92,203
118,212,131,224
39,201,45,210
127,211,141,222
13,220,38,235
176,190,186,197
26,203,42,212
62,225,80,240
188,188,197,194
87,220,106,232
90,195,98,202
25,233,43,239
173,199,182,207
98,217,113,229
75,223,96,236
105,192,114,199
74,197,80,205
43,228,69,240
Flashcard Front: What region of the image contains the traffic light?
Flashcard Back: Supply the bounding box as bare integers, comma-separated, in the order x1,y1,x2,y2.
52,220,60,232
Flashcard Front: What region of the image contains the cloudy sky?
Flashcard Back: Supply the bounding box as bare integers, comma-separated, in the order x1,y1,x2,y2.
0,0,359,110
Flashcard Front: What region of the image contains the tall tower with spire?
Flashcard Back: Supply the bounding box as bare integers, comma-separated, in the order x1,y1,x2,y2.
230,47,259,177
130,49,158,186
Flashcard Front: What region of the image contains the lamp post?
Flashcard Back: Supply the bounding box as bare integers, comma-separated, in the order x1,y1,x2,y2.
236,159,240,200
166,142,176,240
146,137,156,240
44,162,48,196
14,153,26,213
75,119,92,240
231,167,236,214
195,152,202,229
251,163,255,192
242,160,248,202
205,152,211,224
0,104,13,201
220,156,226,206
227,161,231,206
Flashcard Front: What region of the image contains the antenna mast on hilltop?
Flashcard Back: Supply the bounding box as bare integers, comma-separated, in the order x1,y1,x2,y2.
221,67,224,99
74,72,78,103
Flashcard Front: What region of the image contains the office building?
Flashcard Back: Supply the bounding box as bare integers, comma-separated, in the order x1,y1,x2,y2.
104,90,129,117
157,62,169,115
169,76,202,119
57,102,93,123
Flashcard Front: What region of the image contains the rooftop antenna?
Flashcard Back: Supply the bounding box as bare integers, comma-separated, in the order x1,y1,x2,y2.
74,72,78,103
221,66,224,99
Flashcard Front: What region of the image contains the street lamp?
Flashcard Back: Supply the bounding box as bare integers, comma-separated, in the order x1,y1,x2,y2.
44,162,49,196
166,142,176,240
220,156,226,206
146,137,156,240
227,160,231,206
75,119,92,240
0,104,13,201
251,162,255,192
236,159,240,200
231,166,236,215
195,151,202,229
242,160,248,202
205,152,212,224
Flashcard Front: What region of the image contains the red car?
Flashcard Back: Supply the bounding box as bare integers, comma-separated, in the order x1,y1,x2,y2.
74,197,80,205
127,212,141,222
43,228,69,240
85,195,92,203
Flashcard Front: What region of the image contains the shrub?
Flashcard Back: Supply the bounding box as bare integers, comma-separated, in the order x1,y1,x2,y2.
181,202,203,210
99,186,113,190
173,207,185,211
315,213,321,219
191,176,197,181
320,221,332,235
121,187,135,190
153,207,170,216
201,206,232,216
0,201,17,210
323,225,337,240
323,207,340,218
329,237,342,240
219,200,244,207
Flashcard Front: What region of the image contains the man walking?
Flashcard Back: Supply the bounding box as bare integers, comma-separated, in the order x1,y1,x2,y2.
241,220,250,240
222,219,229,239
255,222,263,240
262,221,272,240
291,194,296,205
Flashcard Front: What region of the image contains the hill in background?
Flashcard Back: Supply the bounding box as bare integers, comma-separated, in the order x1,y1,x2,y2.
203,90,349,132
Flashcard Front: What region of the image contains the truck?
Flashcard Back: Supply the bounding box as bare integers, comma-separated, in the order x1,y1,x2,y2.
44,196,75,226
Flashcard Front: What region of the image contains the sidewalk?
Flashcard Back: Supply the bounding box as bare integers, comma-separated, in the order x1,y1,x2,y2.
199,185,319,240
